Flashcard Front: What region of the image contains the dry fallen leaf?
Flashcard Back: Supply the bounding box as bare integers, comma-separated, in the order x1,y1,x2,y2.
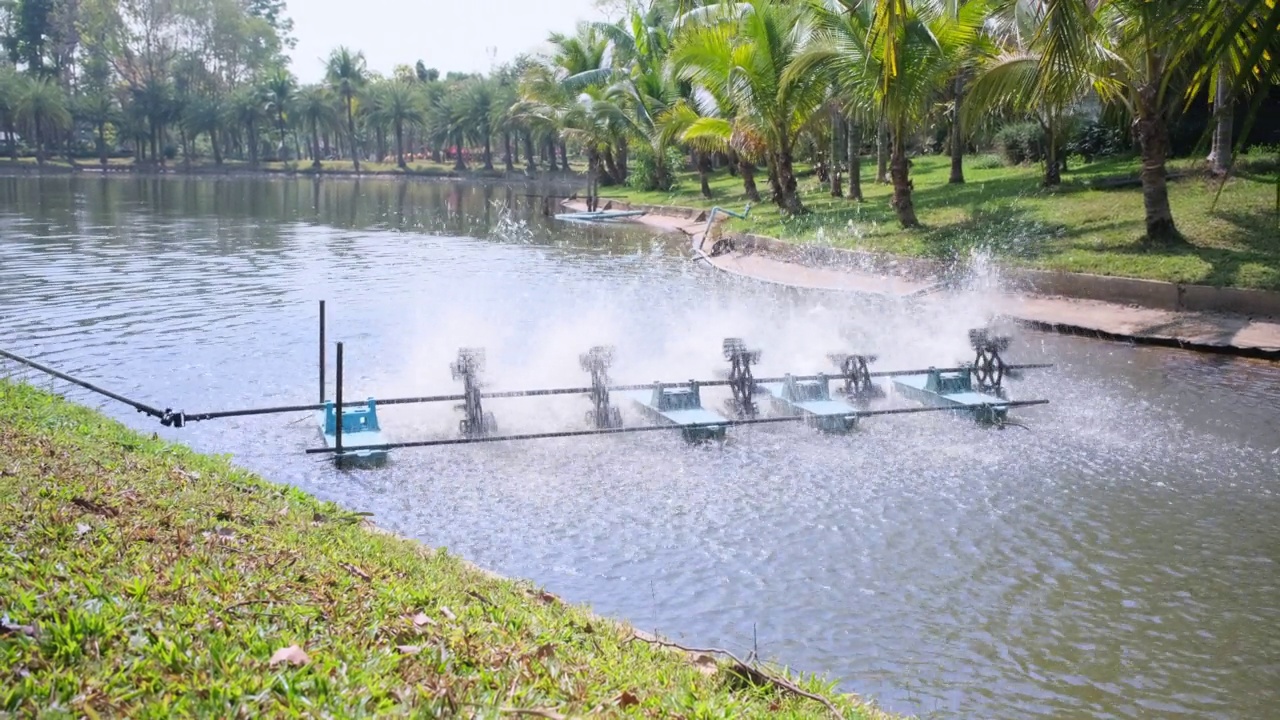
439,606,456,621
339,562,370,581
268,645,310,667
0,619,38,638
396,645,421,655
614,690,639,708
75,523,91,538
534,643,555,660
411,612,436,627
691,653,719,676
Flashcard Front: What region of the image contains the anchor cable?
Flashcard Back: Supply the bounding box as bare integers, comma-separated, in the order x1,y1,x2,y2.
0,347,182,425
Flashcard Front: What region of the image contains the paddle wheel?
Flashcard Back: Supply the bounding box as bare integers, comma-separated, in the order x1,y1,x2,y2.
580,345,623,429
452,348,497,438
722,337,762,419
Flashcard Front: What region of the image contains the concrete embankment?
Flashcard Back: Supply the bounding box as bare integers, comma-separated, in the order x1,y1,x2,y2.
565,199,1280,360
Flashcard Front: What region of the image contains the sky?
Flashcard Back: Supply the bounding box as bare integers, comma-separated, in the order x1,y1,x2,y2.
285,0,614,83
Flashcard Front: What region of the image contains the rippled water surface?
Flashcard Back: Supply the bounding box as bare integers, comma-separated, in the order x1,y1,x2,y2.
3,174,1279,719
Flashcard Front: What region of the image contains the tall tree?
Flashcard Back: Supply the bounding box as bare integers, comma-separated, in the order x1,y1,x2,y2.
326,46,367,171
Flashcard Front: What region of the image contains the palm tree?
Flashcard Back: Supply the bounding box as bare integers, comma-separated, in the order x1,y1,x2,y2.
963,0,1090,186
1030,0,1238,243
0,66,23,161
229,85,269,167
76,91,118,166
325,46,368,171
16,76,73,165
297,84,339,168
374,80,426,168
670,0,828,215
264,67,297,161
797,0,989,226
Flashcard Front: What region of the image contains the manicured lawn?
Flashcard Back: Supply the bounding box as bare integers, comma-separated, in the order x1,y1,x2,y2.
0,379,894,719
606,154,1280,291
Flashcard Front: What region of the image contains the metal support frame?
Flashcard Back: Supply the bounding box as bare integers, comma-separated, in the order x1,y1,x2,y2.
723,337,762,419
451,348,497,438
335,340,344,456
828,353,886,403
580,346,623,429
318,300,326,404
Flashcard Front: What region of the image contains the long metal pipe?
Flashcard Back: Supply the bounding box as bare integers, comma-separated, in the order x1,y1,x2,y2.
185,363,1055,422
0,347,166,419
318,300,326,404
304,399,1051,453
334,341,344,458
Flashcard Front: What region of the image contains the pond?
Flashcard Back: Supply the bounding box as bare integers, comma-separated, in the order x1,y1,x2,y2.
2,173,1278,719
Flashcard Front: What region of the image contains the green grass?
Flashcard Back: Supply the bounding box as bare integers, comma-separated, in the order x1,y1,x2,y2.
605,154,1280,291
0,379,896,719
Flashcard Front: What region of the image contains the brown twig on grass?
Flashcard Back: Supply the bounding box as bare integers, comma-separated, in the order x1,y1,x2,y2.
628,633,845,719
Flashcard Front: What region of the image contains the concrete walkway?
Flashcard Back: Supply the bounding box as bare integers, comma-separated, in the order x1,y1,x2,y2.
559,200,1280,359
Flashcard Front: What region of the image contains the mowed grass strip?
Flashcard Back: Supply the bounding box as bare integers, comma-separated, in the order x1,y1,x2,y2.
607,154,1280,291
0,379,895,719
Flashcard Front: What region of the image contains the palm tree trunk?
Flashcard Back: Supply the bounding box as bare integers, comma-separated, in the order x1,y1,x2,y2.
949,75,965,184
1207,63,1233,175
345,94,361,172
830,109,843,198
310,121,322,169
846,116,863,201
180,126,191,170
558,140,568,172
524,132,536,173
277,110,288,161
503,131,514,172
454,131,467,171
6,119,17,160
602,147,620,185
737,155,761,202
211,127,223,166
775,143,806,215
1135,96,1177,243
1043,114,1060,186
616,136,628,183
248,123,259,168
889,129,918,228
483,132,493,171
697,151,712,198
876,116,888,183
395,119,406,168
34,120,45,166
97,122,108,166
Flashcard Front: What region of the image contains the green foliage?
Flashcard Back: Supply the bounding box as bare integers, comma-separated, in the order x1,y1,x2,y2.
994,121,1046,165
626,140,682,191
0,379,890,719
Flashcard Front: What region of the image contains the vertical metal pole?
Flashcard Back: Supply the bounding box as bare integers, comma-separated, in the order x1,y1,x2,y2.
318,300,326,403
334,340,343,463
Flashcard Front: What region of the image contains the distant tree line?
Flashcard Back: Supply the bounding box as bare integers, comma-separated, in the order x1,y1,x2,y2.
0,0,1276,244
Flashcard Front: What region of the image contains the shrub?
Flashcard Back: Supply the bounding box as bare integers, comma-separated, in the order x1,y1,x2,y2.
994,121,1046,165
626,144,684,191
1068,117,1131,162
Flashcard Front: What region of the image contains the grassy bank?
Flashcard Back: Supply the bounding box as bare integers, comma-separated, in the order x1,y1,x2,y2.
0,379,894,719
606,154,1280,291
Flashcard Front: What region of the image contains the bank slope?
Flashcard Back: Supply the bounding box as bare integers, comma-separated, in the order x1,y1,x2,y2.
0,379,895,719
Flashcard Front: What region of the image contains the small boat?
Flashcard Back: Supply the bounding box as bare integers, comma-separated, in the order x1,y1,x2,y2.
617,381,728,443
890,368,1008,425
759,373,860,433
553,209,647,223
317,397,390,467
